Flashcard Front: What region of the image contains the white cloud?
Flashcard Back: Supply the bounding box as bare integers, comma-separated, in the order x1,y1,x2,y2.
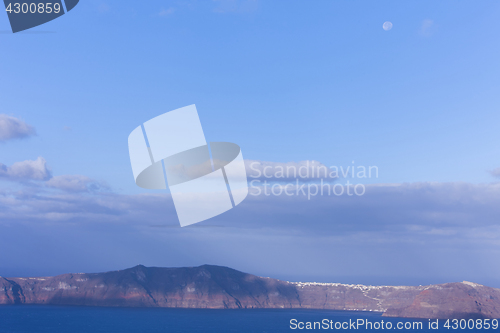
0,157,51,181
0,156,107,193
0,114,36,142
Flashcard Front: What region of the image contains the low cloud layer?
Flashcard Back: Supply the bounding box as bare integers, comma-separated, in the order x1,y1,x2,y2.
1,178,500,286
0,114,36,142
2,179,499,239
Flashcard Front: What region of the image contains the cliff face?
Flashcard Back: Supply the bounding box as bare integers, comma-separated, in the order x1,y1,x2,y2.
1,265,499,319
382,281,500,319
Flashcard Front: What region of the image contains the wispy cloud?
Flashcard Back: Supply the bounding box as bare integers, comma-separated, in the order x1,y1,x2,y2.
0,157,51,181
46,175,109,193
97,3,110,14
0,189,172,224
420,19,434,37
159,7,175,17
0,114,36,142
490,168,500,178
213,0,258,13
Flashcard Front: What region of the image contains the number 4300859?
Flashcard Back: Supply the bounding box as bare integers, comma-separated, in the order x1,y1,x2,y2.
5,2,62,14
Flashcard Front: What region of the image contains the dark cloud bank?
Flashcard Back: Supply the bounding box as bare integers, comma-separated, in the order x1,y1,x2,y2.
1,177,499,287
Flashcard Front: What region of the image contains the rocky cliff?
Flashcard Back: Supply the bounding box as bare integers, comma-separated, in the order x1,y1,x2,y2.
1,265,499,319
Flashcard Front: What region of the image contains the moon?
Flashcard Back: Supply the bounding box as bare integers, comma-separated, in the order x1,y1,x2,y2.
383,21,393,31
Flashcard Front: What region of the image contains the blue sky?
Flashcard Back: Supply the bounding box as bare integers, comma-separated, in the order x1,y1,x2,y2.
1,0,500,286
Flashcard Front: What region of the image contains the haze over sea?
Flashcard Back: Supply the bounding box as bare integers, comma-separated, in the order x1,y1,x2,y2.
0,306,487,332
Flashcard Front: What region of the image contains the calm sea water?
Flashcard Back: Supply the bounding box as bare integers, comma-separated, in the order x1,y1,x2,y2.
0,306,490,332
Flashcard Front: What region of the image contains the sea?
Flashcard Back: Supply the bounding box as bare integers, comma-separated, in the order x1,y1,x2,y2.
0,306,495,332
